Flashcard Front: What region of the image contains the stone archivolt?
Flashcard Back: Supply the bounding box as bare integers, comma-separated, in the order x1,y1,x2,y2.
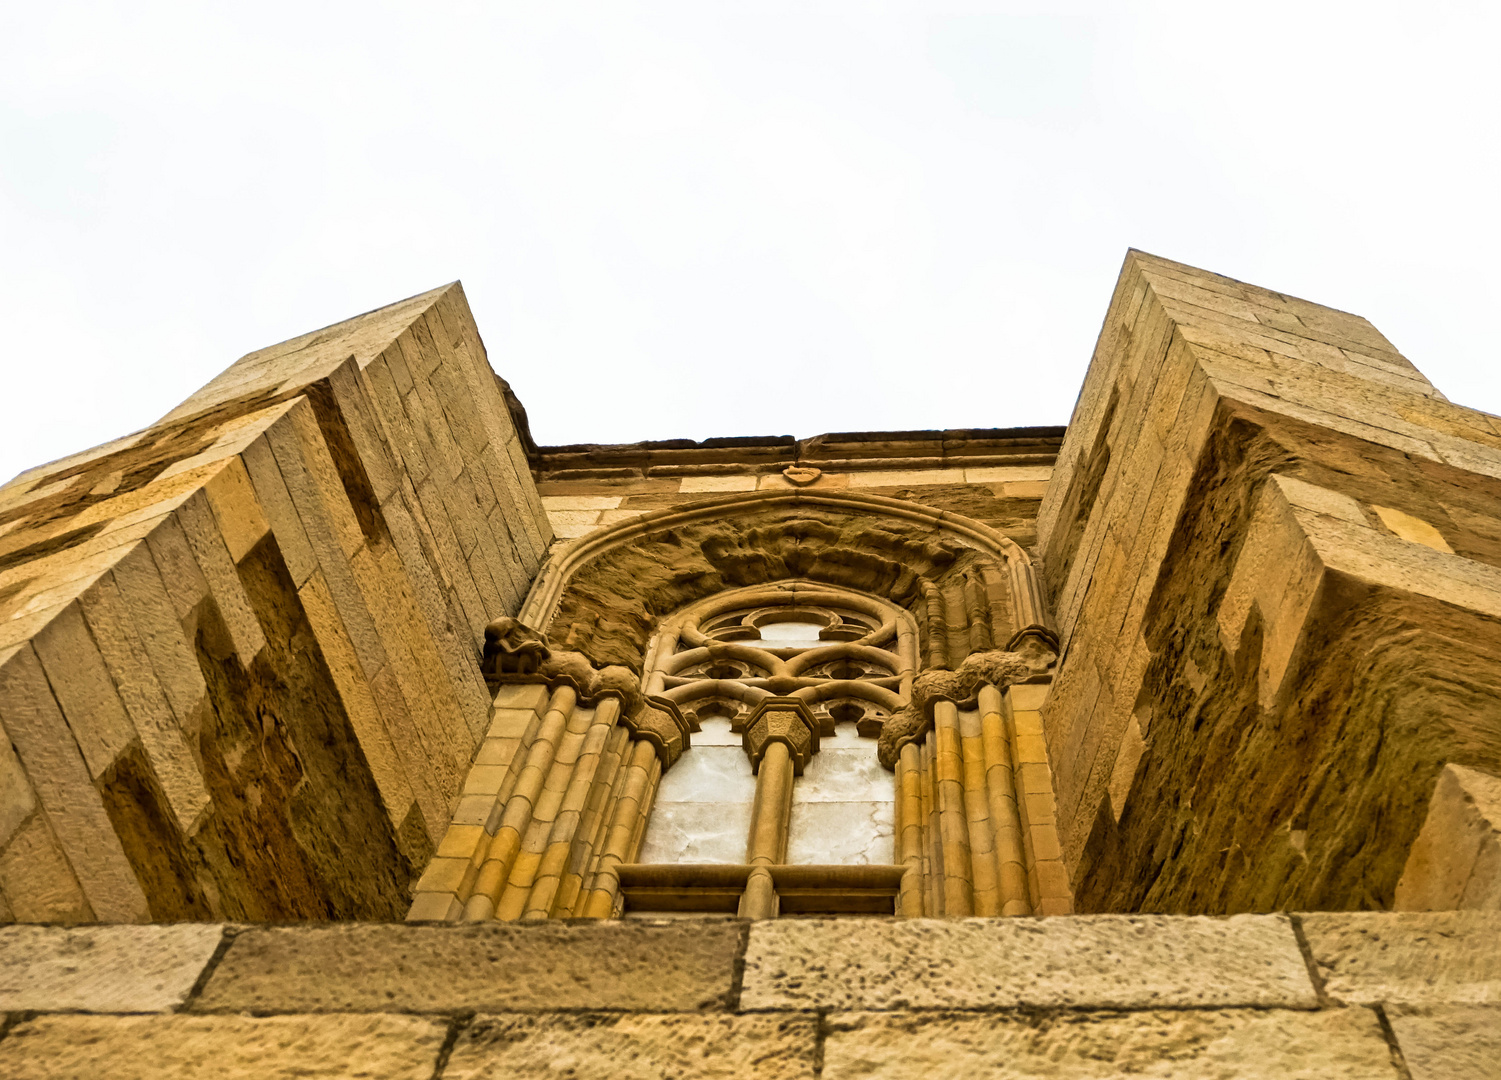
525,488,1055,672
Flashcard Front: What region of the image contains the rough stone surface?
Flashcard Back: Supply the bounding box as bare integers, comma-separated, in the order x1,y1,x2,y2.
444,1012,818,1079
0,924,223,1011
1387,1005,1501,1080
193,921,744,1012
822,1008,1395,1079
740,915,1317,1010
1037,251,1501,913
1301,911,1501,1004
0,1012,445,1079
1396,762,1501,911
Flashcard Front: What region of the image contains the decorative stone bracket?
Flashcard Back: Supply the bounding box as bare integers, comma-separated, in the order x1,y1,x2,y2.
878,648,1053,769
482,617,690,768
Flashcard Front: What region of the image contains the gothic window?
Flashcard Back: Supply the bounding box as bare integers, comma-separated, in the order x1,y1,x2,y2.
623,584,916,914
416,491,1069,923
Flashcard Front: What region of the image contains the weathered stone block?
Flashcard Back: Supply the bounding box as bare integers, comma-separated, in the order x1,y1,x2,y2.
444,1013,817,1079
740,915,1316,1010
1396,763,1501,911
0,924,223,1011
0,1012,445,1079
680,475,759,493
1387,1005,1501,1080
1301,911,1501,1004
193,921,744,1012
822,1008,1395,1079
849,467,967,488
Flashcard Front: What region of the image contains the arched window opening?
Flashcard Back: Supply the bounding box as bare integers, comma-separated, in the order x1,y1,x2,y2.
621,582,916,916
637,716,754,865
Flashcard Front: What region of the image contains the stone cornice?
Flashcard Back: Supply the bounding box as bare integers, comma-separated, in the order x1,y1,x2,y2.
530,425,1064,482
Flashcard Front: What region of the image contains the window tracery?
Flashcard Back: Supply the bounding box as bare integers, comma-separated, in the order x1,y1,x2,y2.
626,583,916,915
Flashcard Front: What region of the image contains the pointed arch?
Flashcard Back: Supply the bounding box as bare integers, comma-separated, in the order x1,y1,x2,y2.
520,488,1054,673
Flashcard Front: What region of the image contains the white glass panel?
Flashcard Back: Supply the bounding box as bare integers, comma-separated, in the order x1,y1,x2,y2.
787,801,894,865
787,722,895,865
637,803,752,864
756,620,826,648
636,717,754,864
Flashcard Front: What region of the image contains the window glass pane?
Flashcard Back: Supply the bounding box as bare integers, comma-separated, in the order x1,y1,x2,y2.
756,620,826,648
636,717,754,864
786,722,894,865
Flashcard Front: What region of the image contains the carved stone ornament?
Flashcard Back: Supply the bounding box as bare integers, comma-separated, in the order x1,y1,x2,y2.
743,696,821,773
781,466,822,486
481,616,691,761
621,697,692,768
877,648,1050,768
482,616,550,675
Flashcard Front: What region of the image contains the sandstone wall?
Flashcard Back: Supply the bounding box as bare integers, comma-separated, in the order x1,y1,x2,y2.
533,431,1058,553
0,285,549,923
1,911,1495,1078
1037,250,1501,913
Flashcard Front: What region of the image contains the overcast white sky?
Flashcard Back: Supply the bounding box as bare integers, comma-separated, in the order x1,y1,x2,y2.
2,3,1498,482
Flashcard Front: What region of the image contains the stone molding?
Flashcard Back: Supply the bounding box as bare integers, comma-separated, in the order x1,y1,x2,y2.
519,488,1053,645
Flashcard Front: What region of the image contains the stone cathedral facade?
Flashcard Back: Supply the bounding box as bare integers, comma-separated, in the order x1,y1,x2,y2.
0,252,1496,1076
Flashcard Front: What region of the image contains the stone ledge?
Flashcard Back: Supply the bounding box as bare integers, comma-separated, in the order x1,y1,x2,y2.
1,1008,1474,1080
822,1007,1397,1079
446,1012,818,1080
0,912,1496,1022
0,1012,447,1080
740,915,1318,1011
191,920,745,1014
1300,911,1501,1005
1386,1005,1501,1080
0,924,225,1012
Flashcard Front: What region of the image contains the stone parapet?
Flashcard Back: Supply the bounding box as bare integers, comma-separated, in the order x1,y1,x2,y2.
1,912,1495,1077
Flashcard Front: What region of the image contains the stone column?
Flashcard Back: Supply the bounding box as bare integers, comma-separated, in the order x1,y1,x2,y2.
738,698,819,919
933,700,975,916
580,739,662,918
521,697,621,919
464,684,577,921
896,742,925,916
979,683,1030,916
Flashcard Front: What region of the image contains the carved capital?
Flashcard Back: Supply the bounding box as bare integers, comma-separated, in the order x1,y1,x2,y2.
622,697,692,768
876,648,1051,768
743,697,820,774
